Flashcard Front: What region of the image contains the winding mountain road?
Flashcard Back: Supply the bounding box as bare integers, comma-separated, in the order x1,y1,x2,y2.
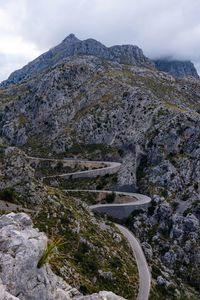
116,224,151,300
27,156,121,179
65,189,151,220
66,189,151,300
28,156,151,300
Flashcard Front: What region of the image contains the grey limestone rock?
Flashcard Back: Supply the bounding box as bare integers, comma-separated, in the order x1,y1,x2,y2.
76,291,125,300
0,147,45,204
157,276,170,287
0,212,80,300
98,271,114,281
0,280,19,300
142,242,153,259
0,213,126,300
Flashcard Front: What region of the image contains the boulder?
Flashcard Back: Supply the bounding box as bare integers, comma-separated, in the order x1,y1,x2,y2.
0,212,80,300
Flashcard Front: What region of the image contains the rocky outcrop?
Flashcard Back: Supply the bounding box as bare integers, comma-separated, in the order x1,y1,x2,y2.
0,280,19,300
0,34,153,86
129,195,200,299
154,59,199,79
77,292,125,300
0,212,80,300
0,212,125,300
0,147,46,204
137,111,200,211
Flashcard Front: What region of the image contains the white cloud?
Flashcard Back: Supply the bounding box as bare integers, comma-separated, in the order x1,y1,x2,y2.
1,0,200,81
0,53,31,81
0,36,40,57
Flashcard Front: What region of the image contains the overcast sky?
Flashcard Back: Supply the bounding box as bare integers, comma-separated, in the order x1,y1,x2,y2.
1,0,200,81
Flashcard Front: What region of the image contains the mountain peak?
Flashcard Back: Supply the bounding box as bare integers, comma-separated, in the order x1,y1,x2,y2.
63,33,80,43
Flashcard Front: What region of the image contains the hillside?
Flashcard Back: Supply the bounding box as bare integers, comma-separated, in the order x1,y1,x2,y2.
0,146,138,299
0,35,200,299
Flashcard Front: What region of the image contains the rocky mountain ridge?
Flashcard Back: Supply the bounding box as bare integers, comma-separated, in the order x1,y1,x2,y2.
0,34,198,87
0,34,153,87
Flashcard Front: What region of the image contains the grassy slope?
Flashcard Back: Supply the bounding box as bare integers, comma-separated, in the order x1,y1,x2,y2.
32,187,138,299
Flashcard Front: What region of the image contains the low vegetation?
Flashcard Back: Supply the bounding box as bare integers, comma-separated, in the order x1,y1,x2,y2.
32,188,139,299
43,174,118,191
0,188,23,204
104,192,116,203
37,237,63,268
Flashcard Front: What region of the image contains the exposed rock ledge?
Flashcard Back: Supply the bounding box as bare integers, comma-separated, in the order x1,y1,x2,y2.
0,213,124,300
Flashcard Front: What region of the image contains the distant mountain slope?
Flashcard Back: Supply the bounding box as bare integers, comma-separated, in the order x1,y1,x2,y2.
0,34,154,87
154,59,199,79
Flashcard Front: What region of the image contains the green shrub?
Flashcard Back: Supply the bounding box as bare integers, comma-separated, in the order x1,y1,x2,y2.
37,237,63,268
104,192,115,203
0,188,15,202
54,161,64,172
74,243,99,275
109,256,122,269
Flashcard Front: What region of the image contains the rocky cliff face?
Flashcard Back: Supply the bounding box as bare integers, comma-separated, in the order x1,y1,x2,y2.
0,34,153,87
0,212,125,300
0,146,46,205
127,195,200,299
0,212,80,300
154,59,199,79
